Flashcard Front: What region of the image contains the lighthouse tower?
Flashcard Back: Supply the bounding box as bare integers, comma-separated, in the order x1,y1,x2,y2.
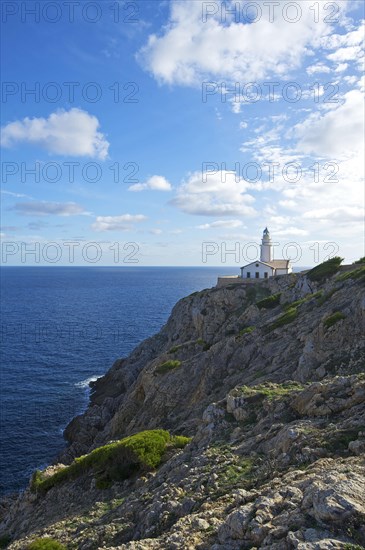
260,227,272,263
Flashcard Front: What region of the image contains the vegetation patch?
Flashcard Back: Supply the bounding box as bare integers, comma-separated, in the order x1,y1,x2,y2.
234,382,304,400
283,297,307,311
335,266,365,282
0,535,12,549
155,360,181,374
307,256,343,282
31,430,191,494
219,458,254,489
354,257,365,265
266,307,297,332
317,288,338,306
256,292,281,309
168,345,182,354
324,311,346,329
196,338,211,351
246,286,271,305
238,326,256,337
324,427,365,453
28,539,66,550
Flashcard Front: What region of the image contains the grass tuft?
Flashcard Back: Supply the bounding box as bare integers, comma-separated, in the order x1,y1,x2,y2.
27,539,66,550
324,311,346,329
155,360,181,374
307,256,343,282
238,326,256,337
266,307,297,332
335,266,365,282
233,382,304,400
0,535,12,549
256,292,281,309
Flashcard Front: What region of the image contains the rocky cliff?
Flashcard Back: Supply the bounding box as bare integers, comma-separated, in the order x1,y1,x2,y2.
1,261,364,550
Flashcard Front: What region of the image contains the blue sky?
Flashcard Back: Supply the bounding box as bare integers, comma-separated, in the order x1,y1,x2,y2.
1,0,364,266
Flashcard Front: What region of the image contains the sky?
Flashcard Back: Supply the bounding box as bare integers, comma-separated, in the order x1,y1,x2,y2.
1,0,364,266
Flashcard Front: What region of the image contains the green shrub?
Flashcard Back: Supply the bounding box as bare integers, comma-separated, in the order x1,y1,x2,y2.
354,257,365,264
31,429,190,494
155,360,181,374
317,288,337,306
324,311,346,329
168,345,181,354
267,307,297,332
283,297,307,311
170,435,192,448
336,266,365,282
256,292,281,309
0,535,11,549
238,326,255,336
28,539,66,550
196,339,211,350
234,382,303,400
307,256,343,282
311,290,323,299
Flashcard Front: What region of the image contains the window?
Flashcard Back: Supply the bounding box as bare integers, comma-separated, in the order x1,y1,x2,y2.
247,272,251,278
255,263,259,267
264,272,268,279
255,272,260,278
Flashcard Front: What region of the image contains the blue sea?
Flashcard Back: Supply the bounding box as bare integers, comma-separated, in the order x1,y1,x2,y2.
0,266,238,496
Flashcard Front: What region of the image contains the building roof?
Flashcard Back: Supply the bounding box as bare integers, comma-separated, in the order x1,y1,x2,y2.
240,259,291,269
240,260,275,269
266,260,291,268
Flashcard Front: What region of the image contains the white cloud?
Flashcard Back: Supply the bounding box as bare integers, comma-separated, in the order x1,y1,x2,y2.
149,228,163,235
170,170,256,216
13,201,87,217
92,214,147,231
128,175,172,192
1,189,33,199
327,45,364,63
197,220,243,229
303,206,364,223
278,200,297,209
294,88,364,158
334,62,349,72
306,63,331,75
1,108,109,159
239,121,248,129
138,0,330,86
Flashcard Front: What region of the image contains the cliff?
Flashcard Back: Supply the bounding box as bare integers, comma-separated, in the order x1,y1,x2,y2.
0,261,364,550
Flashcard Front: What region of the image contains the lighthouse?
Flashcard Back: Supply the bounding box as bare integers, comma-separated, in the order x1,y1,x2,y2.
260,227,272,263
218,227,292,286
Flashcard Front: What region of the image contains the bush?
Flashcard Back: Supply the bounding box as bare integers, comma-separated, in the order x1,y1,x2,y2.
283,297,307,311
196,339,211,351
168,345,181,354
0,535,11,549
256,292,281,309
28,539,66,550
239,326,255,336
336,266,365,282
324,311,346,329
317,288,337,306
307,257,343,282
235,382,303,400
170,435,192,448
31,429,190,494
155,360,181,374
267,307,297,332
353,257,365,264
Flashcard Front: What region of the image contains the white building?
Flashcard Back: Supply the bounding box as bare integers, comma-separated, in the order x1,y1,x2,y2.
240,228,292,280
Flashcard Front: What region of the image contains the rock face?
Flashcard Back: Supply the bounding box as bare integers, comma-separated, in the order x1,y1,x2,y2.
0,268,364,549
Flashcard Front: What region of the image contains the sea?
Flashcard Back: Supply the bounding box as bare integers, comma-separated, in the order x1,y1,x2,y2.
0,266,239,496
